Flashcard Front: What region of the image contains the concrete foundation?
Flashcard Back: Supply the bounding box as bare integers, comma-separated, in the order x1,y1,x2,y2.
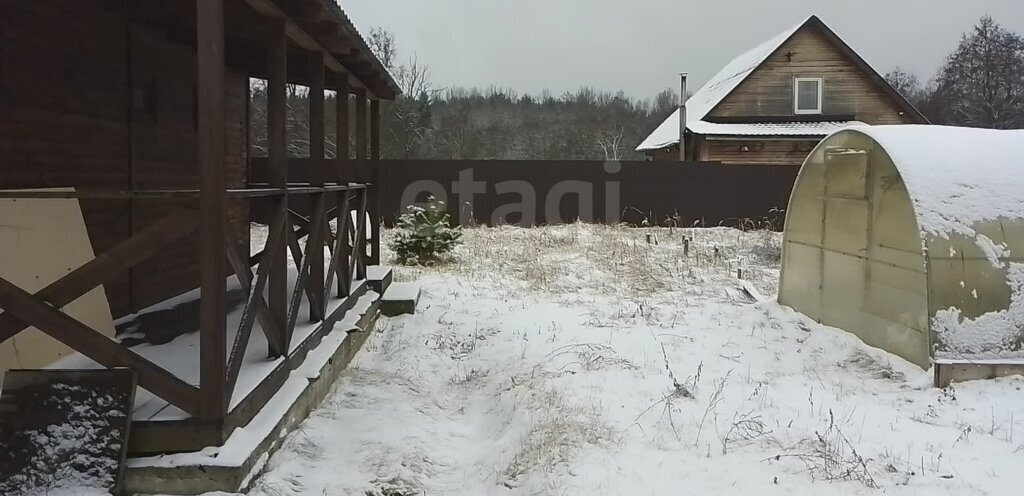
125,270,400,495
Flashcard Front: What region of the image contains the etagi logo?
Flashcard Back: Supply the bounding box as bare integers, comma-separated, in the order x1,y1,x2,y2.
399,161,623,226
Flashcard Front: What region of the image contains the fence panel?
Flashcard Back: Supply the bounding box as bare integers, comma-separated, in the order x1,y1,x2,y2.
251,158,800,228
378,160,799,227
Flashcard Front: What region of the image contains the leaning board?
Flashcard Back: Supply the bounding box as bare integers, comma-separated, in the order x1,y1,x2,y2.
0,188,118,384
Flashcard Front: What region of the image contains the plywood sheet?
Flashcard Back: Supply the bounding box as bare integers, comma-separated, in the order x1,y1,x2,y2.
0,189,117,384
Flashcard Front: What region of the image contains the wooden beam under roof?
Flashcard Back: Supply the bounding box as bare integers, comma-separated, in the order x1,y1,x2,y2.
240,0,376,97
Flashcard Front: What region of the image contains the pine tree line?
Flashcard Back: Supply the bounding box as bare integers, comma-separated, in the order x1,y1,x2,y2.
248,82,678,160
249,16,1024,160
886,16,1024,128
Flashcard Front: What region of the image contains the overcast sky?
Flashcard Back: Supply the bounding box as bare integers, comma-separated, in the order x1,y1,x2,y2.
341,0,1024,100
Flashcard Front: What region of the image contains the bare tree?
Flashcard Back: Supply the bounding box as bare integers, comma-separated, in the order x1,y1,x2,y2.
367,27,397,71
597,126,626,161
652,88,680,118
884,67,926,105
931,15,1024,128
367,27,435,158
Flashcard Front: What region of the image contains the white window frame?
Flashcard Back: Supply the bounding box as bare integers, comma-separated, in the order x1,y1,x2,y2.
794,77,823,115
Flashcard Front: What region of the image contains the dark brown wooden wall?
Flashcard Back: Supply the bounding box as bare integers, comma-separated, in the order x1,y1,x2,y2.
1,1,133,314
709,27,917,123
126,24,249,312
0,1,248,317
649,137,816,165
703,139,818,166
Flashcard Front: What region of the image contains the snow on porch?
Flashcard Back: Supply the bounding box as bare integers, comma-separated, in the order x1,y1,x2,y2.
52,225,376,422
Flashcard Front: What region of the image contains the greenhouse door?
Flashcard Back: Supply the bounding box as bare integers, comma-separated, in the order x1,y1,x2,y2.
819,150,870,329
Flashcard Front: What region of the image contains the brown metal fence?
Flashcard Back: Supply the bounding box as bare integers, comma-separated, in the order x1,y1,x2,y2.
254,158,801,228
378,160,800,228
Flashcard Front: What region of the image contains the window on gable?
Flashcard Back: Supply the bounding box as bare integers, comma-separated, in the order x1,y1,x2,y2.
794,77,823,114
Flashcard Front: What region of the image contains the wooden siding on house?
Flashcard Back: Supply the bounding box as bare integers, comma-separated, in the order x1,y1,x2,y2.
0,0,249,317
127,24,249,312
704,139,818,166
648,137,816,165
708,27,917,124
1,1,133,315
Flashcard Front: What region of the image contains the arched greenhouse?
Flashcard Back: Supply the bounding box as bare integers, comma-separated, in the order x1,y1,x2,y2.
779,125,1024,378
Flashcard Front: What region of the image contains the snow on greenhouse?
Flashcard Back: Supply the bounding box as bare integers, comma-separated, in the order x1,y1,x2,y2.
779,125,1024,382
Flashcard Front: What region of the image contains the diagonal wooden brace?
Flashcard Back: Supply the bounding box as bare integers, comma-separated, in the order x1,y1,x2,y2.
224,209,287,360
286,198,327,337
349,190,368,282
250,206,338,267
324,192,351,310
0,208,199,344
0,276,201,416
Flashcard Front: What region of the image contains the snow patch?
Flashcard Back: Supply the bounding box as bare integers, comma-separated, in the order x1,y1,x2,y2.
850,125,1024,240
933,263,1024,359
974,233,1010,268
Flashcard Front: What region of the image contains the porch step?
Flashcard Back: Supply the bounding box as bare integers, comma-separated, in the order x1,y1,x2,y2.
366,265,393,295
381,282,420,317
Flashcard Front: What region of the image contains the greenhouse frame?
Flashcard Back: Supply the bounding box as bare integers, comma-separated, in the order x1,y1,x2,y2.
779,125,1024,383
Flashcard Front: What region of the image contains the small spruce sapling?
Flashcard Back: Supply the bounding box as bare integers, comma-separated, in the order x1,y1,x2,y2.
390,197,462,265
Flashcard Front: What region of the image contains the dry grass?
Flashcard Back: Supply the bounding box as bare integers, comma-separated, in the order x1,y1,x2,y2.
498,387,613,488
767,410,879,489
381,223,782,304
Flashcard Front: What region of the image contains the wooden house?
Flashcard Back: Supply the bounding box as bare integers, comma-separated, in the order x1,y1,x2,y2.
636,15,928,164
0,0,398,460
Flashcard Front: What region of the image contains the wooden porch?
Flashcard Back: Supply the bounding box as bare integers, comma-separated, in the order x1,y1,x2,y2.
0,0,399,456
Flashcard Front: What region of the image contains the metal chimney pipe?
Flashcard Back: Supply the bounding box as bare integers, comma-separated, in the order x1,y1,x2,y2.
679,72,688,161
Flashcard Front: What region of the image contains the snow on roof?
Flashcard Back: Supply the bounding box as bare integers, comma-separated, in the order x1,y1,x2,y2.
690,120,864,137
848,125,1024,238
685,17,809,123
635,111,861,150
636,16,810,152
636,108,684,151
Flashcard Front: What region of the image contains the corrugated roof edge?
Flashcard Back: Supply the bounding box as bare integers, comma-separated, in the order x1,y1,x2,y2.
325,1,401,98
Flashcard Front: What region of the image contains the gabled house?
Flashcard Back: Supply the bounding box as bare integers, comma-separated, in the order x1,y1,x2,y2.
637,15,928,164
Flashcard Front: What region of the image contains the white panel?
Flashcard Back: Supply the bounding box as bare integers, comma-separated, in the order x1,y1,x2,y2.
0,189,116,385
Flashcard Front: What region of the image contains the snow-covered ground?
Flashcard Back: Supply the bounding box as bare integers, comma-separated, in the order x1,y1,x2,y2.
219,224,1022,496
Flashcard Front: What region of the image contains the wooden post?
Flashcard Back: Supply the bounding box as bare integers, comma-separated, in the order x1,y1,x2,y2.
335,72,350,182
369,99,381,266
267,20,289,352
678,72,688,161
196,0,228,422
354,89,368,276
354,88,368,183
334,72,350,297
309,54,326,187
308,52,326,321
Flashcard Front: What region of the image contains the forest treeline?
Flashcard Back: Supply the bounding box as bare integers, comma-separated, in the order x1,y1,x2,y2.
249,15,1024,161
